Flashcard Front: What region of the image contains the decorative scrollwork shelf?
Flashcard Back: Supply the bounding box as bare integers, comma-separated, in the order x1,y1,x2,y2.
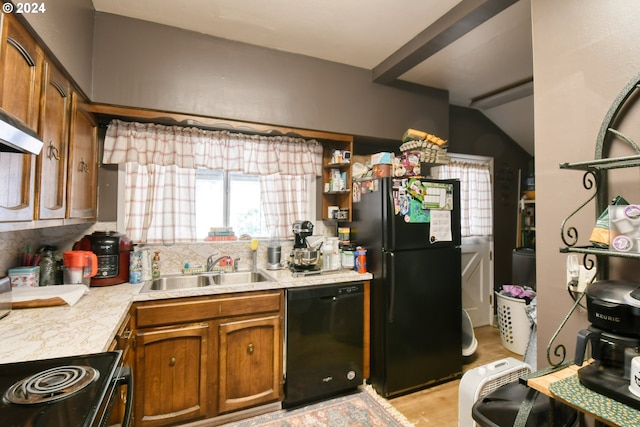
549,73,640,367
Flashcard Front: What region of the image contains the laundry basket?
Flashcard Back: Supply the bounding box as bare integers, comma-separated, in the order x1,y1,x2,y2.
495,292,531,355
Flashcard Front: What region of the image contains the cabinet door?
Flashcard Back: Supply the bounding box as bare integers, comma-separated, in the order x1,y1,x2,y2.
107,313,134,426
135,323,209,427
67,92,97,219
0,13,42,222
36,60,70,220
218,314,282,413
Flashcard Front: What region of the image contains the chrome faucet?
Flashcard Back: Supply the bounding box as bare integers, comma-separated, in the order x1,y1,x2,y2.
207,255,231,272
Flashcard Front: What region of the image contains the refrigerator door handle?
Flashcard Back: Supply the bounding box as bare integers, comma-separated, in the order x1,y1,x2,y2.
385,182,395,250
387,251,395,323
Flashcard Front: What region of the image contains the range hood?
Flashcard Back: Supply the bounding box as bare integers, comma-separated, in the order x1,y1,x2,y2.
0,108,43,155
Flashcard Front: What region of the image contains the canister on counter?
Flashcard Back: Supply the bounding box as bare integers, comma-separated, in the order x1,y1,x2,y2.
355,247,367,273
340,244,356,269
129,247,143,284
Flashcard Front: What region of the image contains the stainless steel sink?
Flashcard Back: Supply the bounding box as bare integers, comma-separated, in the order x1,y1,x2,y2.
142,274,216,291
140,270,274,292
211,271,273,285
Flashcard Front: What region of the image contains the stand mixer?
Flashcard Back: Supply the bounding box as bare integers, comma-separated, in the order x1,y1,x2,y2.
290,220,320,272
574,280,640,409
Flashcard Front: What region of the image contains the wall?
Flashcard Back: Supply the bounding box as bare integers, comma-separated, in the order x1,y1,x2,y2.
449,106,532,289
91,13,449,143
20,0,95,96
533,0,640,369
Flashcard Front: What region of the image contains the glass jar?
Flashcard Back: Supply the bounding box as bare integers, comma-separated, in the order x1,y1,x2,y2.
340,244,356,269
38,247,57,286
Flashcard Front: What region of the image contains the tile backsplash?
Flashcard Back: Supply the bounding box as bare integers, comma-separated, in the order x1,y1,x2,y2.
0,222,117,277
0,222,296,278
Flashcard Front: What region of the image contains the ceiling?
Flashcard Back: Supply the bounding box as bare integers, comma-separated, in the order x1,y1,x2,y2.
91,0,534,155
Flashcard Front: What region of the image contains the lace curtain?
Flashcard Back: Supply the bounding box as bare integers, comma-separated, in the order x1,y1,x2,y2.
437,160,493,237
103,120,323,244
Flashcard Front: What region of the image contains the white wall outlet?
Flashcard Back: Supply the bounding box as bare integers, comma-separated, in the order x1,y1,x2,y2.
566,263,597,293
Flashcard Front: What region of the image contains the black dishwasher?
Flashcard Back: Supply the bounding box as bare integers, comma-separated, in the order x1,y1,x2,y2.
284,282,364,408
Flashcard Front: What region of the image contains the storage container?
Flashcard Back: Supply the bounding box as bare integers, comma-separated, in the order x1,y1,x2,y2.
8,266,40,287
495,292,532,355
370,152,392,165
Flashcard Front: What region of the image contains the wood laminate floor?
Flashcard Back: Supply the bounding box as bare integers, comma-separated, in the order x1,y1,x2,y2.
388,325,521,426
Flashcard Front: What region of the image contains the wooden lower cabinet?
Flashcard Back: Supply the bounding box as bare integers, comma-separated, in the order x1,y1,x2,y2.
218,314,282,414
108,313,134,426
130,290,284,427
134,323,210,427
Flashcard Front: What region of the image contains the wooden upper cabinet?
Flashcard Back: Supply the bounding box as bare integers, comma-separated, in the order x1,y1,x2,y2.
0,13,43,222
67,92,98,219
0,13,42,130
36,59,70,220
321,139,354,222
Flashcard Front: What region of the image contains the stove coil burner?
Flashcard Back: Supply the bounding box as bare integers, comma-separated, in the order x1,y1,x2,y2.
4,365,100,405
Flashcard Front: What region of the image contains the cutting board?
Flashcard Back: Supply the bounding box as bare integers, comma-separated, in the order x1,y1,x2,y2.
11,285,87,309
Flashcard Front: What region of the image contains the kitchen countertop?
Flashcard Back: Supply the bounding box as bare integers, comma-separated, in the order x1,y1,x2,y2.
0,269,372,364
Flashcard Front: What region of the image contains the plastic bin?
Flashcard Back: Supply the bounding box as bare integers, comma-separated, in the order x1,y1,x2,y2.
495,292,532,355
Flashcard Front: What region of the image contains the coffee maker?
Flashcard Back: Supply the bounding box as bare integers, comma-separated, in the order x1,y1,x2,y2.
289,220,320,273
574,280,640,409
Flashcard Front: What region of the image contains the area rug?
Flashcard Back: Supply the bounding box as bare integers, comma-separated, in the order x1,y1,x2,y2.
220,385,413,426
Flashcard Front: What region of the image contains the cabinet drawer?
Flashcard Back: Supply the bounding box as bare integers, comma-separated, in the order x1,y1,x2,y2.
135,291,282,329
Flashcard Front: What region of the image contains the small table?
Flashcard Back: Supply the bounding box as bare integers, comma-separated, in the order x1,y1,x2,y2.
526,364,640,427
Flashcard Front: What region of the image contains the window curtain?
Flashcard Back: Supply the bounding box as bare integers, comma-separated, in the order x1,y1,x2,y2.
103,120,323,244
125,163,197,243
103,120,323,174
260,174,309,238
437,160,493,237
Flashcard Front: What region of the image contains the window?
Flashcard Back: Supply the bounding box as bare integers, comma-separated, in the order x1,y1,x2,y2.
195,169,268,240
106,120,323,244
435,155,493,237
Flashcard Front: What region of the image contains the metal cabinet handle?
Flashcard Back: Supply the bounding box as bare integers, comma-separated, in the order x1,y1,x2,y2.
47,142,60,160
247,343,254,355
169,357,176,367
79,159,89,173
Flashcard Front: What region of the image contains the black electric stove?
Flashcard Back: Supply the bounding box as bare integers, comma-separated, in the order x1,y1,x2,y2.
0,351,127,427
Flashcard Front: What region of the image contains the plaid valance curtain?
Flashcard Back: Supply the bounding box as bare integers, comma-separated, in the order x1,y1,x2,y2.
103,120,323,175
103,120,322,244
437,160,493,237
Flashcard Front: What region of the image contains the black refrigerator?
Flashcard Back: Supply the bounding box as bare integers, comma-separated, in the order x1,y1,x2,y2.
350,176,462,397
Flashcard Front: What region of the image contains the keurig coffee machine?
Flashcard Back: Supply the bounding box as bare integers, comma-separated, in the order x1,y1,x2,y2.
74,231,133,286
574,280,640,409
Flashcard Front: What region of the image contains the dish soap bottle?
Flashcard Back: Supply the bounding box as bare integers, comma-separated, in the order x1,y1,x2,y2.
152,251,161,278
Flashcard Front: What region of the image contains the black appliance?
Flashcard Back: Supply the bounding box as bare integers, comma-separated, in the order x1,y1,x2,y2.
74,231,133,286
0,351,133,427
289,220,320,273
350,177,462,397
284,282,364,408
574,280,640,409
292,220,314,249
